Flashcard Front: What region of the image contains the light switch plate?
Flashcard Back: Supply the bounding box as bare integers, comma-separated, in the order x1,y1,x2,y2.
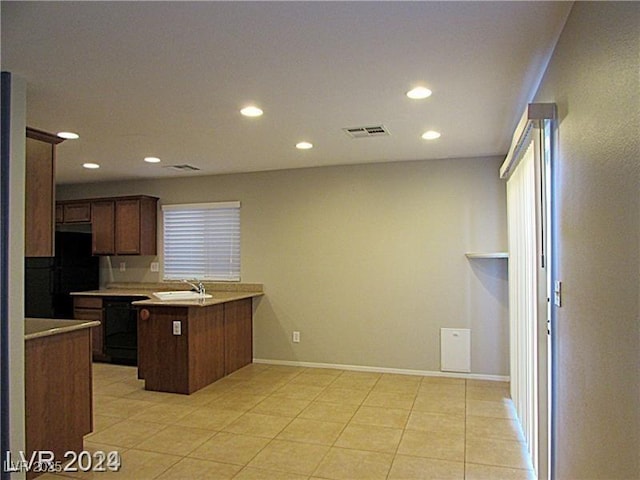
173,321,181,335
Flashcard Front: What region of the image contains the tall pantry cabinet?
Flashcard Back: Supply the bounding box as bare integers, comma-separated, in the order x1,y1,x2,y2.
24,128,64,257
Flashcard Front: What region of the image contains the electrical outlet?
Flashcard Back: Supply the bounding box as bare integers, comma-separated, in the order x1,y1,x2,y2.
173,321,181,335
119,262,126,272
150,262,159,272
292,331,300,343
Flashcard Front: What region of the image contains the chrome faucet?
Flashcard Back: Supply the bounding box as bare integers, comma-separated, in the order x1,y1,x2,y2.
183,279,206,296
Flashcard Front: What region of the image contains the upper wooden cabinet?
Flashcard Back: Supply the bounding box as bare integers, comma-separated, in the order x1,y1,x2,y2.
90,197,158,256
55,204,64,224
25,128,64,257
91,200,115,255
57,195,158,256
115,196,158,255
59,201,91,223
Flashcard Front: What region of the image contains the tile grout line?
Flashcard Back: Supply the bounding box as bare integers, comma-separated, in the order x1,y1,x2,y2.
308,369,360,479
93,364,518,479
228,366,309,477
384,380,419,480
464,378,468,480
111,364,292,478
232,365,341,478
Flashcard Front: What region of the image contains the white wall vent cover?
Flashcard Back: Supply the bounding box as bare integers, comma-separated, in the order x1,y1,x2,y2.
163,164,201,171
343,125,390,138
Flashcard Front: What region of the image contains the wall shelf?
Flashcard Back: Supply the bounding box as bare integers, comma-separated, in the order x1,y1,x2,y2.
465,252,509,259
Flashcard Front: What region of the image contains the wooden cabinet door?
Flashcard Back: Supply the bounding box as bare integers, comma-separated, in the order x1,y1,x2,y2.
91,201,115,255
138,196,158,256
55,204,64,224
224,299,253,375
73,296,104,359
62,202,92,223
138,307,191,393
25,329,93,475
25,137,54,257
74,307,104,357
115,198,141,254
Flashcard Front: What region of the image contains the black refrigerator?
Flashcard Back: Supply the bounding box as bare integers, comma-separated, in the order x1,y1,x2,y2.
25,231,99,318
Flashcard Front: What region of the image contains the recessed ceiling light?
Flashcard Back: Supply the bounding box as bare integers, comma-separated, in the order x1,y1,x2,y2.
57,131,79,139
296,141,313,150
144,157,161,163
240,106,263,117
406,87,432,100
421,130,441,140
82,162,100,169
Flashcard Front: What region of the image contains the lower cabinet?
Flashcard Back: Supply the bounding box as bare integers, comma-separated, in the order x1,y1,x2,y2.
73,296,106,361
223,299,253,375
137,299,253,394
25,328,93,480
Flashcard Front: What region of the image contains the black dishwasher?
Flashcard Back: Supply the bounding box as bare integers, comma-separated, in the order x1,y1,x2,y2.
104,297,138,365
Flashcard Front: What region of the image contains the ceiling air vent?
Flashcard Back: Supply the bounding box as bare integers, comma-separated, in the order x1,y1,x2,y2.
163,164,201,172
343,125,390,138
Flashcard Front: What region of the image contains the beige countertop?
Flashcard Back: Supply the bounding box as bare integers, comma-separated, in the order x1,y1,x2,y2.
70,282,264,307
132,291,263,307
25,317,101,341
70,288,156,298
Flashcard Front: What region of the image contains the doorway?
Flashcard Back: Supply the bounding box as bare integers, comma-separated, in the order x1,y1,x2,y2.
501,103,556,480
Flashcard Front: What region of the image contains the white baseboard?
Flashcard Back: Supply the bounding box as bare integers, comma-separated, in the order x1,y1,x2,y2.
253,358,509,383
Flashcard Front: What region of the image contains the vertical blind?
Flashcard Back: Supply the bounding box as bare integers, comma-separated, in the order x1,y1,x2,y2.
502,104,556,480
506,140,539,474
162,201,240,281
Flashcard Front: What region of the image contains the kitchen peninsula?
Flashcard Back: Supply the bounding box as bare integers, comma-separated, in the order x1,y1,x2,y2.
72,282,263,394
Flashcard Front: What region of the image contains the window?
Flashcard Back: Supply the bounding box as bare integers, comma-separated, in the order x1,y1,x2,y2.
162,201,240,281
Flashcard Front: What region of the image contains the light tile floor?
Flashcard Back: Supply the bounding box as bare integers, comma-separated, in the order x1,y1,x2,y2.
43,362,535,480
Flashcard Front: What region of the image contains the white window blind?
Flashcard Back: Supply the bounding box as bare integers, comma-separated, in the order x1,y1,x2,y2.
501,104,556,480
162,201,240,281
506,140,539,473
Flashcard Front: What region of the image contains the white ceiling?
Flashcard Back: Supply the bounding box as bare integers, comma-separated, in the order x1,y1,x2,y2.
1,1,571,185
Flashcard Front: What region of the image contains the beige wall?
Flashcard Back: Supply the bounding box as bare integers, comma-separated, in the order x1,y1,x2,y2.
534,2,640,478
59,156,508,376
